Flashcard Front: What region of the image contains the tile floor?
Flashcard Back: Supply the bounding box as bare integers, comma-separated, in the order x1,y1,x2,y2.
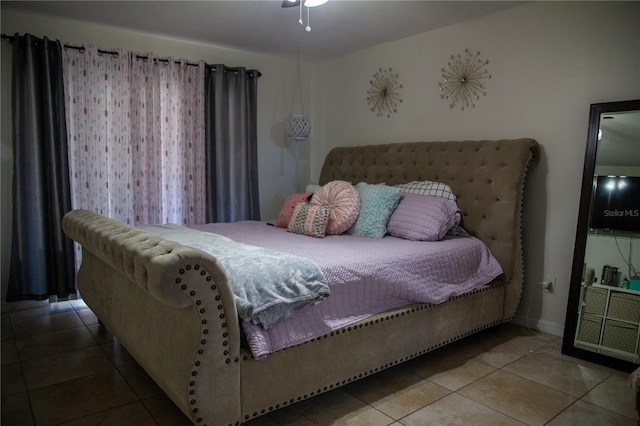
1,299,637,426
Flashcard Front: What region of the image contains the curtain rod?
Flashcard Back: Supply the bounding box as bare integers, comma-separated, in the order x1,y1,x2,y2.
1,33,261,76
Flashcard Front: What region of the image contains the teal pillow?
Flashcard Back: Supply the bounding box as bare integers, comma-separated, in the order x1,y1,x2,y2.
349,183,401,238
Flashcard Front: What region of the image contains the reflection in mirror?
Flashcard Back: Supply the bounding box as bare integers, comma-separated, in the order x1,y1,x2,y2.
563,100,640,371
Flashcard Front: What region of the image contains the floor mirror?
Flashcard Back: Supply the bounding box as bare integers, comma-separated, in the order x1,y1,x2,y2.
562,99,640,371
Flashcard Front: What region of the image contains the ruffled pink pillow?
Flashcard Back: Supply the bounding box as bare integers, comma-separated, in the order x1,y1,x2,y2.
274,192,313,228
310,180,360,235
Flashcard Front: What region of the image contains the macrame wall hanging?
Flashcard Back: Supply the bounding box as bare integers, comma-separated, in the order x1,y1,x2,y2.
285,51,311,171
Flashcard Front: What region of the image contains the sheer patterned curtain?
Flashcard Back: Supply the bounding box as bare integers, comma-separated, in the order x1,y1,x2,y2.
63,46,133,223
130,55,205,224
205,65,260,222
63,48,206,226
7,34,76,301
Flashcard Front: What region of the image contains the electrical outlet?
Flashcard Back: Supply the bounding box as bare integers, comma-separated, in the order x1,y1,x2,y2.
540,280,554,294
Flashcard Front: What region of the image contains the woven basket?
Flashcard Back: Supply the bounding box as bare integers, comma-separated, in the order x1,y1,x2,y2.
285,114,311,141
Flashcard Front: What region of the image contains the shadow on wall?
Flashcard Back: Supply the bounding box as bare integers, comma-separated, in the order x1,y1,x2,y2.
517,144,549,327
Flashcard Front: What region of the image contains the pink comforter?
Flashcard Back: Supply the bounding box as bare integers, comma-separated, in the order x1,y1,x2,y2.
190,221,503,359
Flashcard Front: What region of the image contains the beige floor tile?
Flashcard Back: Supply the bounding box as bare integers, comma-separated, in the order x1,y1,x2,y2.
15,326,98,360
11,311,84,338
1,392,35,426
87,323,117,344
142,394,195,426
458,369,576,426
501,323,558,342
503,352,612,397
581,371,637,419
58,402,157,426
447,327,548,368
400,393,526,426
1,339,19,365
75,308,100,326
405,349,496,391
29,370,138,426
8,301,73,321
469,335,552,368
546,399,637,426
22,345,115,390
3,302,637,426
100,339,138,368
69,299,89,310
270,388,394,426
343,366,450,419
1,362,27,396
102,341,138,369
1,316,13,341
118,363,163,399
242,413,281,426
1,299,49,314
536,341,615,374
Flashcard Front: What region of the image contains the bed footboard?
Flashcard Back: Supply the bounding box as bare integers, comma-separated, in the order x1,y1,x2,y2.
62,210,242,425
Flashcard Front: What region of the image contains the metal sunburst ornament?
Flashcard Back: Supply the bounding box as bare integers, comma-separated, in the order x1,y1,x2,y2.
366,67,403,118
438,49,491,111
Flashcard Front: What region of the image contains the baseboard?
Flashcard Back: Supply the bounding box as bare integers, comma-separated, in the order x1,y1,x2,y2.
510,315,565,337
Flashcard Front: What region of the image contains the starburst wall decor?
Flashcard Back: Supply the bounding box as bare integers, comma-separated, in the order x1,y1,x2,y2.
438,49,491,111
366,68,403,118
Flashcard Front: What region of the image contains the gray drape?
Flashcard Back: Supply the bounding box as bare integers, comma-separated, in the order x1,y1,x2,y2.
7,34,75,301
205,64,261,223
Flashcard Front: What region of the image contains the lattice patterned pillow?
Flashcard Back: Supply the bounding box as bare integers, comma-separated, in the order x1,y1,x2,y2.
387,193,460,241
394,180,457,201
287,202,332,238
394,180,467,236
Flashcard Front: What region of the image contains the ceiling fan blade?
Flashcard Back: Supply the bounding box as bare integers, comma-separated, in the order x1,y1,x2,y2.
282,0,301,7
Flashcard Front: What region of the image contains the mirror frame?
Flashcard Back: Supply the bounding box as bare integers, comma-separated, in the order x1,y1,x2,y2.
561,99,640,372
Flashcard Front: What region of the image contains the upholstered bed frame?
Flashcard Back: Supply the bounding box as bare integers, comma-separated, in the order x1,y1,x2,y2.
62,138,539,425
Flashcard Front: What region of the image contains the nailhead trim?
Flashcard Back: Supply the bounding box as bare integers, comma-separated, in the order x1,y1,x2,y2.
512,149,535,318
176,263,232,426
273,283,503,351
245,290,513,420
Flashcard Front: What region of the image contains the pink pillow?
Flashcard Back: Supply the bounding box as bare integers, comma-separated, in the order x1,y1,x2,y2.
274,192,313,228
310,180,360,235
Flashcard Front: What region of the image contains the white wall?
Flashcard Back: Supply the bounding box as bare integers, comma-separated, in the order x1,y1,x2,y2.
0,9,313,301
310,1,640,336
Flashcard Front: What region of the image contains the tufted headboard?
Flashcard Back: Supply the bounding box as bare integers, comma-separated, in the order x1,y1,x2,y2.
318,139,539,303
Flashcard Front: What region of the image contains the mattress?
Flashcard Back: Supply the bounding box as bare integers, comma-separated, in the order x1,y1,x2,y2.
188,221,503,359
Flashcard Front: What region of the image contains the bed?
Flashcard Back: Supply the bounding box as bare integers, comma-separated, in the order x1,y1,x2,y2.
62,138,539,426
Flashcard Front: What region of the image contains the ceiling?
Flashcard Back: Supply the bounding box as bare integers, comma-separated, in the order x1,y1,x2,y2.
3,1,523,62
597,111,640,168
